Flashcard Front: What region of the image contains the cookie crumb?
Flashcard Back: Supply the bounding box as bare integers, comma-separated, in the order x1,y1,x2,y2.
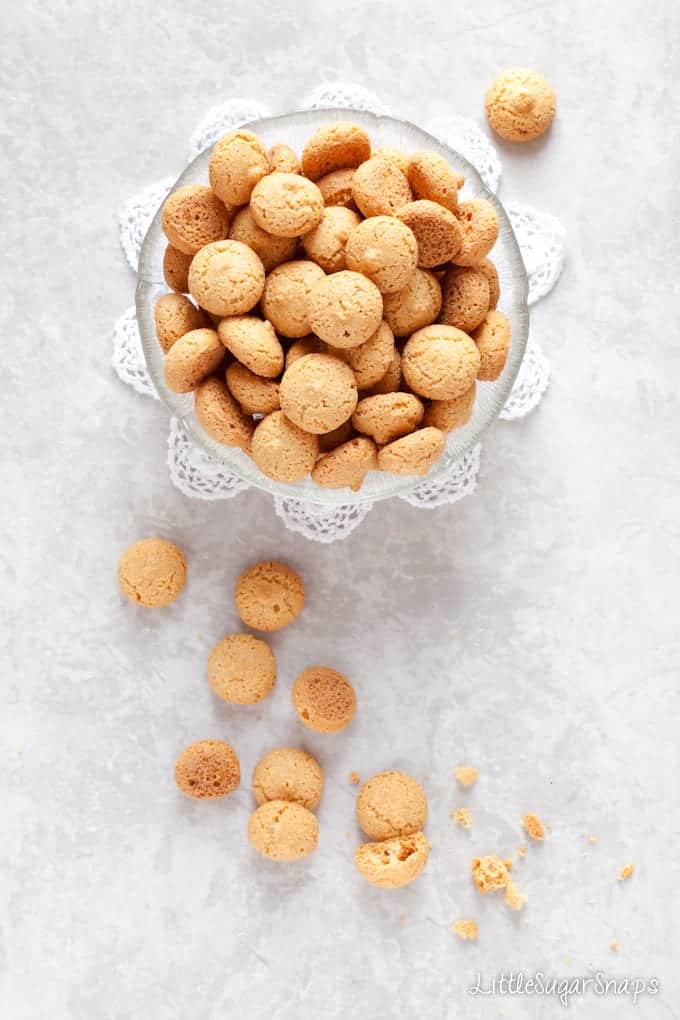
455,765,478,788
503,858,513,871
471,855,510,893
503,878,526,911
587,835,597,845
399,915,406,924
349,771,361,785
518,845,527,858
452,807,472,829
610,939,619,952
453,919,478,941
618,863,634,881
522,813,545,841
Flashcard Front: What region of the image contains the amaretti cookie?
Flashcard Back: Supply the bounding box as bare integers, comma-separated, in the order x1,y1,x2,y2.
251,411,319,482
377,427,446,476
397,200,462,268
301,121,371,180
209,129,269,206
485,68,556,142
345,217,418,294
229,206,297,273
235,560,305,632
162,185,231,255
335,320,395,389
226,362,281,415
268,143,301,174
363,348,402,395
356,770,428,841
351,157,412,217
174,739,240,799
408,150,462,211
311,436,378,492
194,377,255,451
453,200,499,267
218,316,284,379
280,353,358,434
371,147,411,176
317,418,354,452
207,633,276,705
118,538,186,608
423,383,476,432
302,205,362,273
250,173,324,237
478,258,500,308
472,310,511,380
402,324,481,400
308,271,383,349
316,167,357,209
252,748,323,810
188,240,265,316
164,328,224,393
248,800,318,861
352,392,424,445
163,245,193,293
382,269,442,337
262,260,326,338
355,832,430,888
285,335,327,368
439,266,491,333
292,666,356,733
154,293,207,353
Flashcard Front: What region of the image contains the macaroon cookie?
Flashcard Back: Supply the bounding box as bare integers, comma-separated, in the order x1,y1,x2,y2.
302,205,362,273
382,269,442,338
209,129,269,206
251,411,319,483
311,436,378,492
161,185,231,255
355,832,430,888
194,376,255,451
268,143,301,174
408,150,462,211
423,382,476,432
164,328,224,393
356,770,428,841
397,200,462,268
188,240,265,317
285,335,327,368
453,200,499,267
377,427,446,476
301,121,371,180
371,147,411,176
345,217,418,294
478,258,500,309
252,747,323,810
292,666,357,733
174,740,240,799
280,353,358,434
316,168,357,209
351,157,412,217
262,260,326,338
218,316,284,379
363,348,402,396
485,68,556,142
317,418,354,452
207,633,276,705
472,310,511,381
229,206,298,273
235,560,305,632
154,293,208,353
247,800,319,861
439,266,491,333
352,392,424,445
335,320,395,389
118,538,186,608
163,245,193,293
402,324,481,400
308,271,383,349
226,362,281,415
250,173,324,238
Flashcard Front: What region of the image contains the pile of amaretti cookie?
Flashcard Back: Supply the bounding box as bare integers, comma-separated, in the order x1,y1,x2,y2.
155,120,511,491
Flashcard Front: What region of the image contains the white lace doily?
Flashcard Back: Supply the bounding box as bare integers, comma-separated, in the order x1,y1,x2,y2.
113,82,565,543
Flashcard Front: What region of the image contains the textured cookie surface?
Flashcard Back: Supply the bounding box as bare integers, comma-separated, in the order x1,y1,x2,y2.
280,353,358,434
397,200,462,268
262,260,326,338
163,245,193,293
439,266,491,333
229,206,297,273
292,666,356,733
423,383,476,432
235,560,305,631
207,633,276,704
453,200,499,267
345,217,418,294
356,770,428,841
352,392,424,446
382,269,442,337
118,538,186,608
226,362,281,415
402,324,481,400
163,328,224,394
336,320,395,389
408,150,462,211
301,121,371,180
472,310,511,381
355,832,430,888
188,240,265,317
174,740,240,799
252,748,323,810
247,800,319,861
308,271,383,349
268,143,301,174
377,427,446,476
218,316,284,379
250,173,324,238
209,129,269,206
302,205,362,273
485,68,556,142
351,158,412,218
311,436,378,492
251,411,319,482
162,185,230,255
154,293,207,353
194,377,254,451
316,168,357,209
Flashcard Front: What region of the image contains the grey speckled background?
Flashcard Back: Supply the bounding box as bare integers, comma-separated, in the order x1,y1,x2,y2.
2,2,680,1018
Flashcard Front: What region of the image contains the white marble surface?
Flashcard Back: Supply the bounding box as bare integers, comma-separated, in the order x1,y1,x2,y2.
3,2,679,1018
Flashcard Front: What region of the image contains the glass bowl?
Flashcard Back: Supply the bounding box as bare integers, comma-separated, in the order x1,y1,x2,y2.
136,108,529,506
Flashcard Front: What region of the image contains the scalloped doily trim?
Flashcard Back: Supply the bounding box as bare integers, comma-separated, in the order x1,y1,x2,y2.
167,418,248,501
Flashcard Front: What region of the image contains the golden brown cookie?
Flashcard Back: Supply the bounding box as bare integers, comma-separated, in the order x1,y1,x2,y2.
371,147,411,176
251,411,319,482
250,172,324,237
174,740,240,799
363,347,402,395
351,157,412,217
163,245,193,293
408,150,462,211
316,168,357,209
485,68,556,142
292,666,356,733
302,205,362,273
226,362,280,415
209,129,269,206
252,748,323,810
280,353,358,434
235,560,305,632
207,633,276,705
311,436,378,492
161,185,231,255
154,293,208,353
453,200,499,267
118,538,187,608
164,328,224,393
229,206,298,273
356,770,428,841
268,143,301,174
285,335,327,368
423,383,476,432
194,376,255,451
301,121,371,180
478,258,500,309
472,310,511,381
352,392,424,445
335,320,394,389
218,316,284,379
396,200,462,268
382,269,442,338
188,240,265,317
308,270,383,349
402,324,481,400
317,418,354,452
247,800,319,861
377,427,446,476
262,260,326,338
345,216,418,294
455,765,479,788
355,832,430,888
439,266,491,333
